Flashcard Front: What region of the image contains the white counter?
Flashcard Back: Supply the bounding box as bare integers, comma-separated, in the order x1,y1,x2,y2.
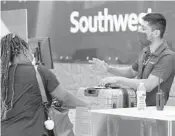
91,106,175,136
91,106,175,121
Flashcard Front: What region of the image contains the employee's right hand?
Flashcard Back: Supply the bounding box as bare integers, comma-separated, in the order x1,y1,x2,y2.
89,58,109,73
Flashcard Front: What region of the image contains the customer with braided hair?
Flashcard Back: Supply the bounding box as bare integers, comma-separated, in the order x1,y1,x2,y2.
1,33,88,136
1,33,34,120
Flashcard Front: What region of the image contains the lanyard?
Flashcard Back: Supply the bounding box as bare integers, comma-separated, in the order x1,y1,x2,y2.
140,55,152,79
143,57,152,66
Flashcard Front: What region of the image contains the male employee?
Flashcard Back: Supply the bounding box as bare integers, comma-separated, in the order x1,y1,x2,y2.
90,12,175,136
90,13,175,106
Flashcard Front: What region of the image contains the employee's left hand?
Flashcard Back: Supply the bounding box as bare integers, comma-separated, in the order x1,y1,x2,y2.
99,76,121,86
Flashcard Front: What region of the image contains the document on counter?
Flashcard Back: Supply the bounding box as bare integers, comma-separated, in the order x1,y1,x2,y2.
75,107,92,136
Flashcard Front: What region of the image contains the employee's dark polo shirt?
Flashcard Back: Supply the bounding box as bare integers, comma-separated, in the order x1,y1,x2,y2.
132,40,175,106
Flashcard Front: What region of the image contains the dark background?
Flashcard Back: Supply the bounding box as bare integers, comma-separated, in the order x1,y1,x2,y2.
1,1,175,64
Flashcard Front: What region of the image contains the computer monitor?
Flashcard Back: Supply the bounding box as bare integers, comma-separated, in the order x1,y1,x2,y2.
28,37,54,69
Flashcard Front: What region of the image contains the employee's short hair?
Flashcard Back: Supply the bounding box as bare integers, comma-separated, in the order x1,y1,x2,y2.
143,13,166,38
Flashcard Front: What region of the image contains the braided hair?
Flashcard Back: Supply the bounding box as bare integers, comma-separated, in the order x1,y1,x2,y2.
1,33,33,121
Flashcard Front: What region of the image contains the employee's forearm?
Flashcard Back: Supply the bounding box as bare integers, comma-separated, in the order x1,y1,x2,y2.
63,92,88,108
107,65,134,78
119,77,142,90
119,77,151,91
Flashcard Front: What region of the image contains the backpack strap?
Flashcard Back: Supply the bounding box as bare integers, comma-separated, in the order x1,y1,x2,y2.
33,65,48,105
